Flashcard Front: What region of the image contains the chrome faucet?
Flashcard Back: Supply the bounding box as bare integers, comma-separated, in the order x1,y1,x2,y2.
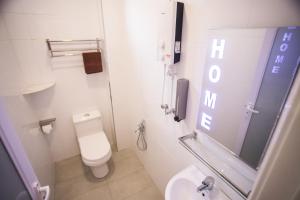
197,176,215,192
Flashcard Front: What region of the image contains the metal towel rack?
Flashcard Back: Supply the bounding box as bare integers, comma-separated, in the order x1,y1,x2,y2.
179,132,249,199
46,38,102,57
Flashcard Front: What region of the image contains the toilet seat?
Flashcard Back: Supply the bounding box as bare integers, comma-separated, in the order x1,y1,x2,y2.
78,131,111,166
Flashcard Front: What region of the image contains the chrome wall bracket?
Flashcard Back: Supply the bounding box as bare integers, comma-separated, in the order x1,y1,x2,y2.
161,104,175,115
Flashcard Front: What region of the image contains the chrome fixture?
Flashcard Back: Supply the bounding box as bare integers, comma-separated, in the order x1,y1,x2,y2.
246,103,260,114
39,118,56,135
179,132,248,199
161,104,169,111
46,38,102,57
166,108,175,115
197,176,215,192
134,120,147,151
39,118,56,127
160,62,177,116
161,104,174,115
33,182,50,200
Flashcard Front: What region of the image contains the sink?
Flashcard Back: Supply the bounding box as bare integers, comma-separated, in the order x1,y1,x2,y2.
167,178,209,199
165,165,230,200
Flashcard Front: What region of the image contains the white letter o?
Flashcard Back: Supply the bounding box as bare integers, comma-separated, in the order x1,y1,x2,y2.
209,65,221,83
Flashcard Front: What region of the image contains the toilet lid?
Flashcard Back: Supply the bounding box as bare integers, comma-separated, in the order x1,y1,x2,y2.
78,131,111,162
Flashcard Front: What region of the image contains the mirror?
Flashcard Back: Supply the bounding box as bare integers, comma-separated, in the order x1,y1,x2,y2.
197,27,300,169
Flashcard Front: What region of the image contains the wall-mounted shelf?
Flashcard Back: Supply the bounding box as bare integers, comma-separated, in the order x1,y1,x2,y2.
22,81,56,95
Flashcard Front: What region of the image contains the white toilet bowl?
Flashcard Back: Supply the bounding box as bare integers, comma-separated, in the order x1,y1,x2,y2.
78,131,112,178
72,110,112,178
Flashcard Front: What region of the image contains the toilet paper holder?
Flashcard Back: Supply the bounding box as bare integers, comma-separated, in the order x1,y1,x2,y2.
39,118,56,134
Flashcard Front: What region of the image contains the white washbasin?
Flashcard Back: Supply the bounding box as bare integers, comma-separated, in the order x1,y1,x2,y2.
165,165,230,200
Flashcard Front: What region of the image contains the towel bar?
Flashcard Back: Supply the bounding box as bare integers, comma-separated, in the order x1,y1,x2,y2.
179,132,249,199
46,38,102,57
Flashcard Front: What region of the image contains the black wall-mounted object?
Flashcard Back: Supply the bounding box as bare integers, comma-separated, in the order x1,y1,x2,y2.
172,2,184,64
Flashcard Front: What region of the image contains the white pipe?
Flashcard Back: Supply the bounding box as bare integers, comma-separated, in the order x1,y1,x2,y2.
170,73,175,109
161,63,167,106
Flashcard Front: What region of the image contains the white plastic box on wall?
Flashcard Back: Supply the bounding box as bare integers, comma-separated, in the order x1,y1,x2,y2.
158,1,184,66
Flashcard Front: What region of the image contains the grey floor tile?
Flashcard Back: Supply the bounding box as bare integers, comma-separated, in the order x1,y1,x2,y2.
106,156,143,182
108,169,153,200
55,171,107,200
55,149,159,200
55,155,88,183
73,184,112,200
112,149,136,163
123,186,164,200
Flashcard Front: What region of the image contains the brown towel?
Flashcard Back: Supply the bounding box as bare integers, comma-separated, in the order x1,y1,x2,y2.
82,52,103,74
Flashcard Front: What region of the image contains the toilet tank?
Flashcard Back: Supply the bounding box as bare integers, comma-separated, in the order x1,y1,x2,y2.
72,110,104,138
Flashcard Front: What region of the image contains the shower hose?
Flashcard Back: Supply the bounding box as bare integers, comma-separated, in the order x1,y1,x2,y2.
135,120,147,151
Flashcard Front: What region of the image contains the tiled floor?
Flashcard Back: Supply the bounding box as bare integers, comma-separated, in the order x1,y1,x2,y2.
55,149,164,200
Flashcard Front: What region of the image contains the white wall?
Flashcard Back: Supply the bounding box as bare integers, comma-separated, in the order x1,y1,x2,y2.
0,16,55,199
0,96,56,200
102,0,300,197
0,0,115,162
101,0,136,150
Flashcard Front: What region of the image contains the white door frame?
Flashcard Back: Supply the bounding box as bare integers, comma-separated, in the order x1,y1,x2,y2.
0,99,40,200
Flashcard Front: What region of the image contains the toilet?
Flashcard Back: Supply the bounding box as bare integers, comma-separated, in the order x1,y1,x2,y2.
72,110,112,178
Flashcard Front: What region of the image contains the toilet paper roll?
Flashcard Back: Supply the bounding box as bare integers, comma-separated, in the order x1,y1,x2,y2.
41,124,53,135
